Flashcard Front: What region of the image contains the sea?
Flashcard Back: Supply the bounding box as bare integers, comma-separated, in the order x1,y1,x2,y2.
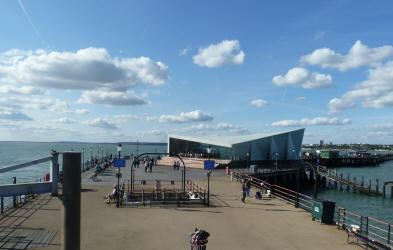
1,141,392,225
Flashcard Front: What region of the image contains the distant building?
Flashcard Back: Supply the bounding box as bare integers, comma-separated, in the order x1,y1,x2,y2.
168,128,305,161
319,140,324,146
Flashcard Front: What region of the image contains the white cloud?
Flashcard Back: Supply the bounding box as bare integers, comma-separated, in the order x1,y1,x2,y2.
313,31,326,40
272,67,333,89
295,96,306,102
115,114,139,122
0,110,32,121
250,99,269,107
300,40,393,71
75,109,90,115
0,85,45,95
0,47,169,90
136,130,167,136
83,117,118,130
193,40,245,68
78,89,149,106
52,117,76,124
269,117,351,127
328,61,393,115
179,47,191,56
147,110,213,123
172,123,249,135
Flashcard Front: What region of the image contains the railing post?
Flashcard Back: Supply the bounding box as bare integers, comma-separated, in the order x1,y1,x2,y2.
337,208,341,228
1,197,3,214
62,152,81,250
366,217,369,237
388,224,391,245
50,151,59,196
13,177,16,208
343,209,346,228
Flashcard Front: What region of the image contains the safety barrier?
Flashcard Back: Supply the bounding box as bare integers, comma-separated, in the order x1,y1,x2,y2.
233,171,393,249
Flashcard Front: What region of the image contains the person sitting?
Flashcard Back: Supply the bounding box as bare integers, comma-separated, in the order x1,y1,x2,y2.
105,185,118,204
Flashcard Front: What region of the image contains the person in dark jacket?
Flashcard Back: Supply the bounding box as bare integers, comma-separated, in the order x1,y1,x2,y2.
246,179,251,197
241,180,247,203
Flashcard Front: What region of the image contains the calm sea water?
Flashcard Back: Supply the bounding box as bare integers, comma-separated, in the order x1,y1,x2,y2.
0,141,167,185
308,160,393,224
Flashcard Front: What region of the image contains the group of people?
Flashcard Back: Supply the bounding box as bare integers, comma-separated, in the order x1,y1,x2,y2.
173,160,181,170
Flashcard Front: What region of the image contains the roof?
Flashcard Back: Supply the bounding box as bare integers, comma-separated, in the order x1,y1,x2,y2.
168,128,305,148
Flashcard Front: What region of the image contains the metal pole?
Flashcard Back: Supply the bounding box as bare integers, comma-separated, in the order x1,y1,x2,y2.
1,197,3,214
207,171,211,207
82,148,84,171
50,151,59,196
13,177,16,208
62,152,81,250
117,150,121,208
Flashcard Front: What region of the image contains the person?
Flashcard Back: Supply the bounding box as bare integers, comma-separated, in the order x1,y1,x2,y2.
136,158,140,168
144,160,149,172
173,160,177,170
246,179,251,197
176,161,180,170
149,158,153,172
241,180,246,203
95,163,101,175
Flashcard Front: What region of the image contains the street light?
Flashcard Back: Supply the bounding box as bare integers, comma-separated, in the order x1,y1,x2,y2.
246,152,250,168
272,152,280,172
116,143,122,208
207,170,211,206
207,146,212,161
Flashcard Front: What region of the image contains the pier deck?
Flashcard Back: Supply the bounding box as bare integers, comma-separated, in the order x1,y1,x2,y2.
0,165,358,249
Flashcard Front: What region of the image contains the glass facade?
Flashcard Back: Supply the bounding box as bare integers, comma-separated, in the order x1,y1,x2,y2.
169,137,239,160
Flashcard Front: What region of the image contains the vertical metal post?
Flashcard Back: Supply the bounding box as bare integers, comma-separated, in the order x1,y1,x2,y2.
1,197,3,213
376,178,379,193
388,224,391,245
207,171,211,207
13,177,16,208
50,151,59,196
366,217,369,236
62,152,81,250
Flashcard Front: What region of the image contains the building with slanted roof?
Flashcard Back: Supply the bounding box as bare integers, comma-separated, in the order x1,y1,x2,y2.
168,128,305,161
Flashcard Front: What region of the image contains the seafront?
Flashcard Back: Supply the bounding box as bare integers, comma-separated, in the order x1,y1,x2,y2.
0,162,358,250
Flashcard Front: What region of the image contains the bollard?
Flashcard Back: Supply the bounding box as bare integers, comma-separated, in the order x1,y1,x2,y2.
62,152,81,250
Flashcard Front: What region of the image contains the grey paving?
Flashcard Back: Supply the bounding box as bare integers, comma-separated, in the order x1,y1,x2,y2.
81,160,227,186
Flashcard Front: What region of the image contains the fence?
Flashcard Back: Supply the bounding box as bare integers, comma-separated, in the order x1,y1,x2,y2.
232,171,393,249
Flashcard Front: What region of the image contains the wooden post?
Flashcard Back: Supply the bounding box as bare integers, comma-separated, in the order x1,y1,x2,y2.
353,177,356,192
382,185,386,198
339,173,343,191
376,179,379,193
368,179,371,193
346,174,350,191
361,176,364,187
391,186,393,199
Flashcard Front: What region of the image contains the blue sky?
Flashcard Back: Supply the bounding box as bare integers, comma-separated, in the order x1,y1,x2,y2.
1,0,393,144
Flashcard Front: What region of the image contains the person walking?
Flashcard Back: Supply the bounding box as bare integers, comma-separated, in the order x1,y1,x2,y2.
144,160,148,172
173,160,177,170
241,180,247,203
176,161,180,170
246,179,251,197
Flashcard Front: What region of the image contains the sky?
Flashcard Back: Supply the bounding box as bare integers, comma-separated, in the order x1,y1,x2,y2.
1,0,393,144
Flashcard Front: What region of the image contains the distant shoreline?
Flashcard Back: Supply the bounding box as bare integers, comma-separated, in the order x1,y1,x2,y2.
0,141,167,145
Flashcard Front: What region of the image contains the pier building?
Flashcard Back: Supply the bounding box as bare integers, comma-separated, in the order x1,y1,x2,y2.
168,128,305,161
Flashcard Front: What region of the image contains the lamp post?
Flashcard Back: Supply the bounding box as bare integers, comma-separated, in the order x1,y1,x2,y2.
82,148,84,171
207,170,211,206
116,143,122,208
272,152,280,172
207,146,212,161
246,152,250,168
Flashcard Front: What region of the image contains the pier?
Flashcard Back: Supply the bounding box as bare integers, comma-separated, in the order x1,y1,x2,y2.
0,155,359,249
303,154,393,168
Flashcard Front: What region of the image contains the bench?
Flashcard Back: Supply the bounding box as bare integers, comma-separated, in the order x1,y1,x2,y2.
346,224,390,250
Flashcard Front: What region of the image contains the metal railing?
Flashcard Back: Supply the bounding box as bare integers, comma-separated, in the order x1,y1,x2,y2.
232,171,393,249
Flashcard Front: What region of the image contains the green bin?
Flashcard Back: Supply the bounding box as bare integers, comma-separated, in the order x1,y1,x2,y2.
312,199,335,224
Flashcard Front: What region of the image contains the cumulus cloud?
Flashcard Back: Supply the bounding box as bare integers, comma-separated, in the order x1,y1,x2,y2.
83,117,118,130
0,48,169,90
295,96,306,102
250,99,269,107
78,89,149,106
328,61,393,115
193,40,245,68
52,117,76,124
172,123,249,135
115,114,139,122
147,110,213,123
0,110,32,121
272,67,333,89
269,117,351,127
75,109,90,115
0,85,45,95
300,40,393,71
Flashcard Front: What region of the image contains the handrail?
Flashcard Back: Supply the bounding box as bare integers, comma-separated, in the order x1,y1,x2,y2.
233,171,393,248
0,156,52,174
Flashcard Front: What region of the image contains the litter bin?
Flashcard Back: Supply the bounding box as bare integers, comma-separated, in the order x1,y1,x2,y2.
312,199,336,224
250,165,258,174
